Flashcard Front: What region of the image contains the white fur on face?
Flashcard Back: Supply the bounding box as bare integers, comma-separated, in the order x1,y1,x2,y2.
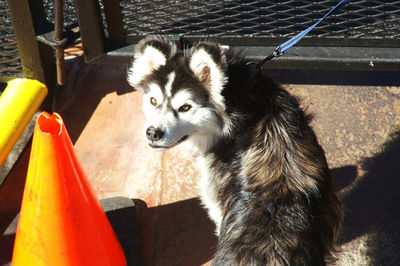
164,72,175,97
142,76,222,151
170,90,193,110
129,40,232,152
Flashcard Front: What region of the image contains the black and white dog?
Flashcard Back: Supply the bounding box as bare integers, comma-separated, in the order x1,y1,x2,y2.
128,37,342,265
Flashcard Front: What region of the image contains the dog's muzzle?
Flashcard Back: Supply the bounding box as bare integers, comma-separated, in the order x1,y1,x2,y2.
146,126,188,149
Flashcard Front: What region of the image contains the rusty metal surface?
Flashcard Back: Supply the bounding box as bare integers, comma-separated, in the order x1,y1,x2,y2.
1,58,399,265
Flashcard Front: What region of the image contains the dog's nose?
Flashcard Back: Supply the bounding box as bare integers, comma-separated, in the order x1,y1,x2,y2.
146,126,164,141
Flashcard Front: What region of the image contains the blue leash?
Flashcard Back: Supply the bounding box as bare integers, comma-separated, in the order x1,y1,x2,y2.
255,0,353,69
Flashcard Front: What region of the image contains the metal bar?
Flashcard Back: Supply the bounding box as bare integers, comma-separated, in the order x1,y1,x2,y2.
241,46,400,72
125,35,400,49
54,0,64,42
54,0,66,86
89,43,400,72
73,0,106,63
7,0,56,110
103,0,125,43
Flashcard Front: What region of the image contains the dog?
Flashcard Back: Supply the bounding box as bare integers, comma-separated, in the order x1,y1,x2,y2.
127,37,342,265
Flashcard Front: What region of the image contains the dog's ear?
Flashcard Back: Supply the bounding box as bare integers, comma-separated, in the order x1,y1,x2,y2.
128,37,176,90
189,42,227,92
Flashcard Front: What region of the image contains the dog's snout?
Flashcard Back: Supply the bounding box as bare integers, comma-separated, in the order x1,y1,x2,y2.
146,126,164,141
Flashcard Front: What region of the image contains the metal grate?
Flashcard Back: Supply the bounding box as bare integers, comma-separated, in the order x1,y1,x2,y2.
0,0,79,81
0,0,23,79
43,0,78,26
120,0,400,47
3,0,399,75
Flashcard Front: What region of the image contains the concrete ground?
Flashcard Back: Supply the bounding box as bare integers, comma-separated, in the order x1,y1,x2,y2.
1,55,399,265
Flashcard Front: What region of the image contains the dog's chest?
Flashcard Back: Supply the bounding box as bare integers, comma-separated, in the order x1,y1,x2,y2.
197,155,224,233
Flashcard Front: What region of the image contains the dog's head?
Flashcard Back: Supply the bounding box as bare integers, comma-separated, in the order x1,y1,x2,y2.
127,37,231,152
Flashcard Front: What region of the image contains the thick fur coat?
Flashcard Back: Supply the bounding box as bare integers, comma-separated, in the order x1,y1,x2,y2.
128,37,342,265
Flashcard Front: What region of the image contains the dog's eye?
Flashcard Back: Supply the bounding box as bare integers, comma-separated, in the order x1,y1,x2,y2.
179,104,192,112
150,97,157,106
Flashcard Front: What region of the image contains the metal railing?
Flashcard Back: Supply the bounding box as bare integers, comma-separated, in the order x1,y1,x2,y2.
74,0,400,71
1,0,400,86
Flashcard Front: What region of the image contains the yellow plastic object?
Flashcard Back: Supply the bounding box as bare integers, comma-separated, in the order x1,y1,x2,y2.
0,78,48,167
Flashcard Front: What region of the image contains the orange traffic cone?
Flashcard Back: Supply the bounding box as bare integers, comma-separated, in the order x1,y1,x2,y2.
12,112,127,266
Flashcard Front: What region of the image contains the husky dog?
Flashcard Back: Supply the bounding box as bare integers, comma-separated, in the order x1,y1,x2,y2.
128,37,342,265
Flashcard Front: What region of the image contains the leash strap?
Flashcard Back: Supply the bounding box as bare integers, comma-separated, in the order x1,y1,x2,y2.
256,0,353,69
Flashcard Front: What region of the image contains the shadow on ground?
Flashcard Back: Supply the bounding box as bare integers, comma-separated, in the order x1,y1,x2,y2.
134,198,217,266
333,131,400,265
56,57,134,144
